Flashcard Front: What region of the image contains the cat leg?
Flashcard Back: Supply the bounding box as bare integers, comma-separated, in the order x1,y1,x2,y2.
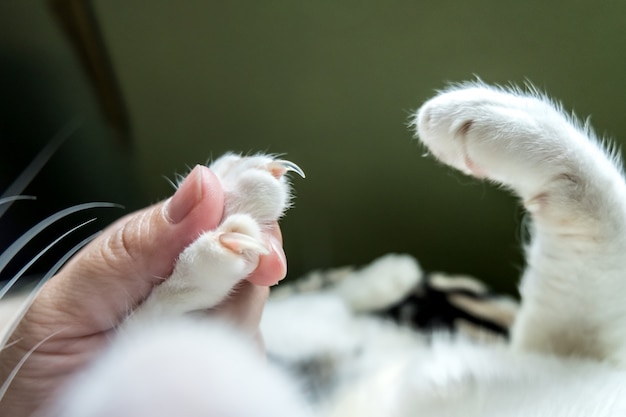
271,254,422,313
414,83,626,364
328,253,422,313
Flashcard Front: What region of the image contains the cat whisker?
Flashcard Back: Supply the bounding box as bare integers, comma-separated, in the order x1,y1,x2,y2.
0,119,79,218
0,196,36,206
0,328,67,402
0,232,102,349
0,219,98,301
0,202,122,287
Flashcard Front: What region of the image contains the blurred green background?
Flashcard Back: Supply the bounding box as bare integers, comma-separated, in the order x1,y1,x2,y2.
2,1,626,293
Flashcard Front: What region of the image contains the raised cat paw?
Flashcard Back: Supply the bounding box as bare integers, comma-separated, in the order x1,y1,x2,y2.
413,83,590,203
210,153,305,226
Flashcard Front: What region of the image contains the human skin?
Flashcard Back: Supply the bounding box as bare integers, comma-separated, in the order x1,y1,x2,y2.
0,165,287,417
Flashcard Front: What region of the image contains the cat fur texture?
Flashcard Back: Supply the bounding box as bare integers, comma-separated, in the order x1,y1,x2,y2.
42,82,626,416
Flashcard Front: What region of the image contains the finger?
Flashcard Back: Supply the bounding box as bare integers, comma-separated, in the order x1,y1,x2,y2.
246,224,287,287
35,165,225,333
213,281,270,334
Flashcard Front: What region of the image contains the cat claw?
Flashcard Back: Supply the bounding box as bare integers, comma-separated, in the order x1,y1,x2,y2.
219,232,270,255
268,160,306,179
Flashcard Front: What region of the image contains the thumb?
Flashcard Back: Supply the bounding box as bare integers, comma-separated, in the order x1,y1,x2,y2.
35,165,225,334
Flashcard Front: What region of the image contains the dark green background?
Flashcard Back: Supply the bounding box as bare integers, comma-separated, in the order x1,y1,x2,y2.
2,1,626,293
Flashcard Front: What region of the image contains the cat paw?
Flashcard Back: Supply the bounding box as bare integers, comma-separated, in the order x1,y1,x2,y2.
209,153,305,225
127,153,304,324
333,253,422,313
413,83,581,199
176,213,270,282
129,214,269,320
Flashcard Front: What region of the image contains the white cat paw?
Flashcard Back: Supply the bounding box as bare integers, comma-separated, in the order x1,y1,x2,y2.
334,254,422,313
174,213,269,289
210,153,305,225
413,83,580,199
129,214,269,321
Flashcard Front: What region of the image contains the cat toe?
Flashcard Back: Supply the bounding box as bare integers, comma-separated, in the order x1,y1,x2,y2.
210,153,304,224
267,159,306,179
218,214,269,256
210,153,305,182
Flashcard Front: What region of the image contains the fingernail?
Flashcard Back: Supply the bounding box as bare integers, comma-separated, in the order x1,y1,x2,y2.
165,165,204,224
270,235,287,281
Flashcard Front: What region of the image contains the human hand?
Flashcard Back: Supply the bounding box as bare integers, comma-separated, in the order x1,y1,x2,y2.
0,165,287,417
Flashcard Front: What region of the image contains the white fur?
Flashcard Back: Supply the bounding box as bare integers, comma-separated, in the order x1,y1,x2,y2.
414,82,626,364
42,320,313,417
332,253,421,312
41,83,626,416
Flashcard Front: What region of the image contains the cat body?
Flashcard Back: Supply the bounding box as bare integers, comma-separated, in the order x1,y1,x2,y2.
39,82,626,416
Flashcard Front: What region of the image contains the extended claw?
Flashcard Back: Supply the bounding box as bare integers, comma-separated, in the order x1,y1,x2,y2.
219,232,270,255
268,159,306,179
